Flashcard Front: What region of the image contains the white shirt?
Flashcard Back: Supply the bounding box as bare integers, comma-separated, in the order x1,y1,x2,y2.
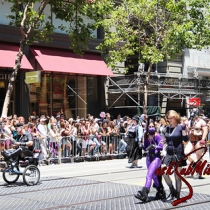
37,123,48,137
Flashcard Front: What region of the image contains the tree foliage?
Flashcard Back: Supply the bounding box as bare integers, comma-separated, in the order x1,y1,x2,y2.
1,0,114,116
98,0,210,69
97,0,210,113
5,0,114,53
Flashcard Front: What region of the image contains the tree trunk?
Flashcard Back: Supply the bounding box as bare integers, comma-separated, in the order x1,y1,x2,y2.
1,41,25,117
1,1,49,117
143,63,153,114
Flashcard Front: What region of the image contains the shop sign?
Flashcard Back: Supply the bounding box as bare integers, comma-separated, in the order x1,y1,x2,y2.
0,74,10,80
189,97,201,106
25,71,41,84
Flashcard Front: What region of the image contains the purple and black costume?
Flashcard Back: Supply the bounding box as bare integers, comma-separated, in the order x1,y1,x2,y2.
143,133,163,188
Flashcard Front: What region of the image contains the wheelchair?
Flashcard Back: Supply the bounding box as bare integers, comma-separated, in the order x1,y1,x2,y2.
1,147,40,186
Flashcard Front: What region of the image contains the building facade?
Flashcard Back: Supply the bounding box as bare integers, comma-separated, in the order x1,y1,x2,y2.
1,2,210,119
106,50,210,118
0,2,113,119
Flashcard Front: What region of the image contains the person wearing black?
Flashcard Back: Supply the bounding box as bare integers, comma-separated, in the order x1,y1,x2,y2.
1,123,34,165
126,116,143,168
163,110,188,201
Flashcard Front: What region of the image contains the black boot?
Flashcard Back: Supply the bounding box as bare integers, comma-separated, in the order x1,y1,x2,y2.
1,148,22,160
134,187,150,202
176,191,180,199
164,185,176,201
155,187,166,200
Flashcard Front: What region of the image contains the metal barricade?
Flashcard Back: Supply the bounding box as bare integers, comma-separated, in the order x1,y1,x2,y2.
33,137,41,150
32,134,128,164
60,136,71,158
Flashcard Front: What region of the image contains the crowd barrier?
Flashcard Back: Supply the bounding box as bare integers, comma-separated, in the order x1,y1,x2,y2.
33,135,128,164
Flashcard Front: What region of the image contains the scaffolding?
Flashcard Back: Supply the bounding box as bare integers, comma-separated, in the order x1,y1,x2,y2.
106,72,210,115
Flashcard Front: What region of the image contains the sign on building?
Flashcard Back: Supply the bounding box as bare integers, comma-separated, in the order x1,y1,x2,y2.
189,97,201,106
25,71,41,84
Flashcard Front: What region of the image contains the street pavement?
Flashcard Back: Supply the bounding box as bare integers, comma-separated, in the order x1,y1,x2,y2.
0,151,210,209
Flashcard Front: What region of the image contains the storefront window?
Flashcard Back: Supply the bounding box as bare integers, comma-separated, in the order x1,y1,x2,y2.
77,76,87,118
29,73,49,116
66,75,76,118
29,73,88,118
87,77,98,102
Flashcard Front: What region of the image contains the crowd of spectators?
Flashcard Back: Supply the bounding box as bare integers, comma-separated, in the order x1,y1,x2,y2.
0,111,133,161
1,108,209,164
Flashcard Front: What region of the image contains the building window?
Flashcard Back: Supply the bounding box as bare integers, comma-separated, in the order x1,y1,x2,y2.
29,73,89,118
87,76,98,103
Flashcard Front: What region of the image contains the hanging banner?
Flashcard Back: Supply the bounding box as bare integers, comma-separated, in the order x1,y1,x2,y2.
189,98,201,106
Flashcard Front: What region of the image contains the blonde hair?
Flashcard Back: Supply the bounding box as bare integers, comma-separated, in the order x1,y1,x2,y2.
160,118,167,126
166,110,181,124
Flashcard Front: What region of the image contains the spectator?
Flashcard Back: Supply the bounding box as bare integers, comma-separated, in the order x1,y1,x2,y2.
118,119,127,153
98,122,109,154
49,123,59,158
108,121,118,155
80,118,90,157
114,114,121,126
60,122,72,157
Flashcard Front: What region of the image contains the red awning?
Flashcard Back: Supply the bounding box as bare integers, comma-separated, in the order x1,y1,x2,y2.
0,42,33,70
30,47,113,76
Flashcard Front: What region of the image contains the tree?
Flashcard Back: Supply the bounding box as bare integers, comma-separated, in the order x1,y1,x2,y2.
97,0,210,114
1,0,114,116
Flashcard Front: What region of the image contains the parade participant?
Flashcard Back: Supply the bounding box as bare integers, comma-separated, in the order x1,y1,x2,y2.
162,110,188,201
1,123,34,165
187,108,208,179
126,115,143,168
134,121,165,202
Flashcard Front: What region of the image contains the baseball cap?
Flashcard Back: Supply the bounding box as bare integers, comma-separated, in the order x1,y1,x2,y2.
40,118,46,122
132,116,140,122
15,123,24,128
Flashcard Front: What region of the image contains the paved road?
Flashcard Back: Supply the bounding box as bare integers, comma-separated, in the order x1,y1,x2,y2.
0,152,210,209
